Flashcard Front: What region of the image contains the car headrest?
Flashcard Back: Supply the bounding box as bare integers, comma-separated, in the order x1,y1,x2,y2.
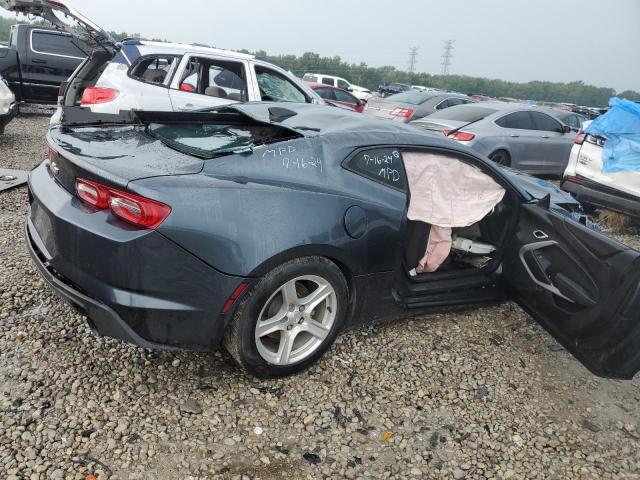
227,92,242,101
204,86,228,99
144,70,167,84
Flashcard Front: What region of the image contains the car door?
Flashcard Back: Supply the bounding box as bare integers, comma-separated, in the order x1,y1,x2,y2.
529,111,574,174
333,88,361,112
503,200,640,379
313,86,339,107
23,28,86,103
494,111,545,173
168,54,250,111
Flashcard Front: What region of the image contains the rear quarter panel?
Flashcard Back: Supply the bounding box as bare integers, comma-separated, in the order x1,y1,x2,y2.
94,62,173,113
129,135,408,277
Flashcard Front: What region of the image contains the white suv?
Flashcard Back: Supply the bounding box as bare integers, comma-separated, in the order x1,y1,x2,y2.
562,121,640,219
302,73,373,101
83,41,322,114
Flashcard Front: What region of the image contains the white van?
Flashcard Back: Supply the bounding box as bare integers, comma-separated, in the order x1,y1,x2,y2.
302,73,373,101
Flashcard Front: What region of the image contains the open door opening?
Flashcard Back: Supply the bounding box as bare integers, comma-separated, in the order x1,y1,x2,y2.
393,149,514,310
401,150,516,280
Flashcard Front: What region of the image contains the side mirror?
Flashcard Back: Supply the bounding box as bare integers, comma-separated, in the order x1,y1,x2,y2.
346,87,353,92
359,99,367,107
562,125,572,134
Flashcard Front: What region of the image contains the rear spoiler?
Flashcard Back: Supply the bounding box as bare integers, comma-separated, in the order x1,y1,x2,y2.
60,107,304,132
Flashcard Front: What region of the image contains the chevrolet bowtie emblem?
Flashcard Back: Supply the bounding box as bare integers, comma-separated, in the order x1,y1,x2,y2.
50,161,60,175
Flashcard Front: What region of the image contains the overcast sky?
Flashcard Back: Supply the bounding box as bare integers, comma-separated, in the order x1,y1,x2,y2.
2,0,639,91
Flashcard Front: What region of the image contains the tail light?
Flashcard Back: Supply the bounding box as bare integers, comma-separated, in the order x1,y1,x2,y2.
80,87,119,105
390,107,414,118
575,130,586,145
48,143,59,162
443,130,476,142
58,81,67,97
565,176,584,185
74,178,171,229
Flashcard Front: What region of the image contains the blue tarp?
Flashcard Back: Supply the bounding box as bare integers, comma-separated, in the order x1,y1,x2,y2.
585,98,640,173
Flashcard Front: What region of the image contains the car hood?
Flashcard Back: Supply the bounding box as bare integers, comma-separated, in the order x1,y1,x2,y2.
350,84,370,93
500,166,580,209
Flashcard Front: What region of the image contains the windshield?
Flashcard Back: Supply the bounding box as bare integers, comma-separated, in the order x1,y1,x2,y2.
429,105,498,122
147,123,299,159
387,91,438,105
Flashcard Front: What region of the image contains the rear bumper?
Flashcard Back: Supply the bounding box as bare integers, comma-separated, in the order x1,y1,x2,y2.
26,161,249,350
26,220,180,350
562,176,640,219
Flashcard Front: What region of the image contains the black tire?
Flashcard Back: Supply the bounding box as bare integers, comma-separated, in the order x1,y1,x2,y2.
223,256,349,378
489,149,511,167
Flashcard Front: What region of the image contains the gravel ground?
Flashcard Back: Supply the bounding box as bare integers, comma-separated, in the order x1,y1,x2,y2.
1,115,640,480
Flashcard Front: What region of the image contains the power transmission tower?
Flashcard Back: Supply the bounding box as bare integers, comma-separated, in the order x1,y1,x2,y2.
408,46,419,74
441,39,455,76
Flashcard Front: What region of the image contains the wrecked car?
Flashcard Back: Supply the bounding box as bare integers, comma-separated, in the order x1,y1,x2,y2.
1,0,322,116
562,98,640,219
25,101,640,379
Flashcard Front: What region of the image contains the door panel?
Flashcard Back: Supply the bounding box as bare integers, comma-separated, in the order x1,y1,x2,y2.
504,203,640,379
23,29,85,103
506,128,545,171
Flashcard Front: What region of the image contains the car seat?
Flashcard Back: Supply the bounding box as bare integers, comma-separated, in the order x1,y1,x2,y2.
144,70,167,84
204,86,228,99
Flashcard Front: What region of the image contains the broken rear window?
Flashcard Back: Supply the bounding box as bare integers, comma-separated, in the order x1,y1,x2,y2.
147,123,299,159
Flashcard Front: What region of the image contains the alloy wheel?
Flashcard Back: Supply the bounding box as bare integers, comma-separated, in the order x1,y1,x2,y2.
254,275,337,366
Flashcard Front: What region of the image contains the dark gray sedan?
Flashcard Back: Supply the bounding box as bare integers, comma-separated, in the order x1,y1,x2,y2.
364,90,475,123
410,102,576,177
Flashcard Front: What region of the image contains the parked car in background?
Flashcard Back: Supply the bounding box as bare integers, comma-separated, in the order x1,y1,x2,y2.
411,85,437,92
308,83,366,112
562,101,640,219
0,74,17,133
302,73,373,101
551,110,586,132
410,102,575,177
378,82,410,97
0,22,88,104
364,90,475,123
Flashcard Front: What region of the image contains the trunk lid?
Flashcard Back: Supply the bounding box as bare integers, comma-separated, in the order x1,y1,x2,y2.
0,0,118,54
410,119,467,133
48,107,302,190
364,97,408,120
48,125,205,191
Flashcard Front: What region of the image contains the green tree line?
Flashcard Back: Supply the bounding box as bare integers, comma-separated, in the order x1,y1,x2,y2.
255,51,640,107
1,15,637,106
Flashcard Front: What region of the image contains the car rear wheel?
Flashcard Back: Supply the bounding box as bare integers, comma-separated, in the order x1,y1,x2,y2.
489,149,511,167
223,257,348,378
